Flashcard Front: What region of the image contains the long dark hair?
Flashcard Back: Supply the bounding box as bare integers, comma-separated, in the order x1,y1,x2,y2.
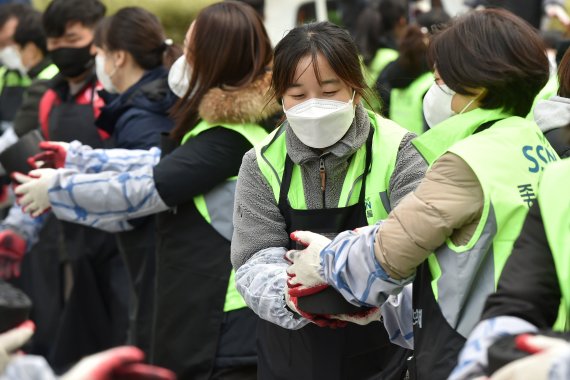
94,7,180,71
270,21,377,109
428,8,549,117
169,1,272,141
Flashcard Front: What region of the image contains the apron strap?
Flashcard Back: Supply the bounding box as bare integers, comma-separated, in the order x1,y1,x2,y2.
358,127,374,204
278,126,376,212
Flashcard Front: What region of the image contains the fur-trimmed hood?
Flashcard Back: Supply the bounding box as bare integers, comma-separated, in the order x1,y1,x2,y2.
198,70,279,124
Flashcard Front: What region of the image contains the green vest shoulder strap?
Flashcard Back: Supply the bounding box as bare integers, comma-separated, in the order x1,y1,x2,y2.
527,75,559,120
255,111,408,224
182,119,268,147
412,107,512,166
0,67,30,92
37,64,59,81
182,119,268,313
390,72,433,135
426,116,558,337
539,159,570,331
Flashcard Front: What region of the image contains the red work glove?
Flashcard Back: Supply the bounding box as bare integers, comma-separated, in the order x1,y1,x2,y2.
27,141,69,169
0,229,26,280
61,346,176,380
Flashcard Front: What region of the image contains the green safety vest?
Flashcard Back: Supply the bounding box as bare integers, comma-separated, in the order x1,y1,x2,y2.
538,158,570,331
36,64,59,81
389,72,433,135
255,110,408,224
182,120,268,312
0,66,31,93
527,74,559,120
365,48,399,87
412,107,559,337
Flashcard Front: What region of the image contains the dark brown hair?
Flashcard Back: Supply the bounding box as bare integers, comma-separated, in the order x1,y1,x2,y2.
397,25,429,78
558,48,570,98
169,1,272,141
428,8,549,117
94,7,181,71
271,21,377,110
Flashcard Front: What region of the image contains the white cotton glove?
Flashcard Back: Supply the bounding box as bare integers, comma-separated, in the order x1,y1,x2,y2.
491,335,570,380
13,169,57,217
285,230,381,328
285,230,330,295
0,321,35,374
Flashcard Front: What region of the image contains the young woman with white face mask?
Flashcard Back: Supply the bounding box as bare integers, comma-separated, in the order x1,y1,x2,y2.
230,21,427,380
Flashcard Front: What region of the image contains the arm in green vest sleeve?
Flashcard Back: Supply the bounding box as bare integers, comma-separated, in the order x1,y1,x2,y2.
377,153,483,279
12,79,50,138
388,132,427,208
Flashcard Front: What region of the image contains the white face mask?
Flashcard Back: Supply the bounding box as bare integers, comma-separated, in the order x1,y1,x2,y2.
423,83,478,128
95,54,117,93
168,55,192,98
0,45,25,74
284,92,356,149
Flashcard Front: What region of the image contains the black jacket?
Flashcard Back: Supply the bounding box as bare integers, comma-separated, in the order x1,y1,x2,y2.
13,57,55,137
96,66,176,150
482,202,561,328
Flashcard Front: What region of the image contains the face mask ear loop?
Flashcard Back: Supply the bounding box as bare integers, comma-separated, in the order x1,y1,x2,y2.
459,91,482,114
350,90,356,104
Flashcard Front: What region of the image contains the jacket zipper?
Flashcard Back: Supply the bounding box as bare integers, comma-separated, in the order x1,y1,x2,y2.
319,157,326,207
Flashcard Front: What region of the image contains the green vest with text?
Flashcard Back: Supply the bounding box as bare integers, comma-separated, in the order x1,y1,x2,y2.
255,111,408,223
538,159,570,331
412,108,559,337
390,72,433,135
182,120,268,312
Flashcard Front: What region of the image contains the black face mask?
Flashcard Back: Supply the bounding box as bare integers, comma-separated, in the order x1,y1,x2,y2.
50,43,94,79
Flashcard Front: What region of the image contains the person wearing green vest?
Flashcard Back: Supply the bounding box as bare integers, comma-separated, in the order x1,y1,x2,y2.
231,21,427,380
448,50,570,379
376,25,432,134
532,47,570,159
0,3,33,129
376,10,450,135
284,9,557,380
11,2,279,379
355,0,407,87
3,10,58,147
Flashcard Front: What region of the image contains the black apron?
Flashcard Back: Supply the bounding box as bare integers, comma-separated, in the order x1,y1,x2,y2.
410,264,466,380
44,81,129,371
0,85,25,123
152,136,257,380
116,217,156,357
47,79,105,148
257,131,409,380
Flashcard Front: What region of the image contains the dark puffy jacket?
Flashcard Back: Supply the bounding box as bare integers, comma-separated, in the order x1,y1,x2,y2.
96,66,176,150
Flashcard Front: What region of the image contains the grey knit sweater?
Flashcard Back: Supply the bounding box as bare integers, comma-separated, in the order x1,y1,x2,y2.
230,104,427,329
